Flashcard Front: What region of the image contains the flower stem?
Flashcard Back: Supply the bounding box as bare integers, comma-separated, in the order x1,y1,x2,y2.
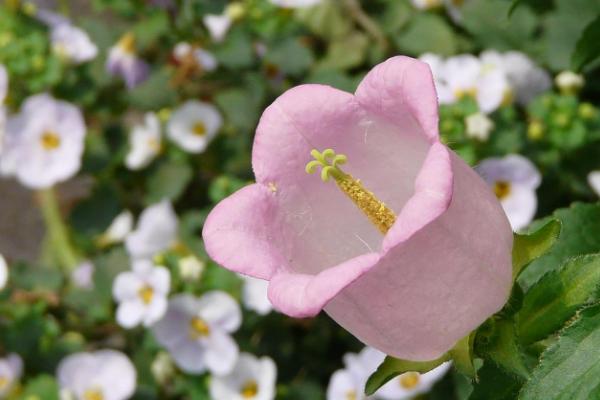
342,0,389,52
38,188,78,273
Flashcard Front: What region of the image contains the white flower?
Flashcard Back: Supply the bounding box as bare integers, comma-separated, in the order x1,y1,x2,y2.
113,259,170,328
0,64,7,104
326,347,385,400
125,201,178,260
465,112,494,141
71,260,94,290
151,352,176,386
588,171,600,197
51,24,98,64
99,210,134,246
152,292,241,375
203,14,232,43
178,256,205,282
167,100,222,154
241,275,272,315
210,353,277,400
126,113,162,170
555,70,584,94
173,42,218,72
106,33,150,89
269,0,323,8
410,0,442,10
57,350,136,400
0,254,7,291
0,93,86,189
0,353,23,398
376,362,452,400
476,154,541,231
480,50,550,105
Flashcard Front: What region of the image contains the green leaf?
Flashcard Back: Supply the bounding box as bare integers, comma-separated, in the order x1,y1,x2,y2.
213,27,254,70
365,354,450,395
144,159,193,205
127,68,177,110
264,38,314,76
572,15,600,71
475,319,530,379
469,362,524,400
512,219,561,280
19,374,60,400
393,14,457,56
520,304,600,400
316,32,369,71
517,254,600,345
295,0,353,39
519,203,600,289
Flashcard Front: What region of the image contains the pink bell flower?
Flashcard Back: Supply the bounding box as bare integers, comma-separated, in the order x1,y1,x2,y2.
203,56,513,361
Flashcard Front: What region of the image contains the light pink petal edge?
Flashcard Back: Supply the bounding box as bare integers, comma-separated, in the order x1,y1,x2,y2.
355,55,440,143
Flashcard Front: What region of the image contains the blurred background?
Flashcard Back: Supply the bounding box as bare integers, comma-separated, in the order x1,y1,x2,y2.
0,0,599,399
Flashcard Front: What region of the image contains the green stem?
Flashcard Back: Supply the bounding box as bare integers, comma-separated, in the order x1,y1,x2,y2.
342,0,389,52
38,188,78,273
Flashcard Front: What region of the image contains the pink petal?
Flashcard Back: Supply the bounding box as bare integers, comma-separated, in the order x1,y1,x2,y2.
355,56,440,143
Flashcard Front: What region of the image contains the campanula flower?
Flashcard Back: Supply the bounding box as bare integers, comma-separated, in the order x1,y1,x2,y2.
203,56,513,361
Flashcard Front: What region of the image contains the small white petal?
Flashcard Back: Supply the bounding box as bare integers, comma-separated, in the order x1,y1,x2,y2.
166,100,222,154
203,14,232,43
0,254,8,290
209,353,277,400
197,291,242,332
125,201,178,259
203,330,239,376
116,300,145,328
270,0,322,8
242,275,272,315
588,171,600,197
125,113,161,170
51,24,98,64
71,260,94,289
143,295,168,326
465,113,494,141
112,271,143,301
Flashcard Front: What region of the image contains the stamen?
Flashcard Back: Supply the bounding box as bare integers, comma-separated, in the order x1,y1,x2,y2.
138,285,154,305
189,316,211,338
493,180,511,200
399,372,420,389
41,131,61,150
117,32,136,54
83,388,104,400
240,380,259,398
306,149,396,234
192,122,206,136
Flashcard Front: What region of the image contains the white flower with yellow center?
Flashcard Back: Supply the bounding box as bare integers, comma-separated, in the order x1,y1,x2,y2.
588,171,600,197
210,353,277,400
555,70,585,95
98,210,134,246
125,201,178,260
106,33,150,89
152,292,241,375
203,14,232,43
326,347,385,400
113,259,170,328
178,256,205,282
0,353,22,398
0,93,86,189
476,154,541,231
57,350,136,400
480,50,550,105
167,100,222,154
376,362,452,400
465,112,494,141
241,275,272,316
50,24,98,64
125,113,162,170
410,0,443,10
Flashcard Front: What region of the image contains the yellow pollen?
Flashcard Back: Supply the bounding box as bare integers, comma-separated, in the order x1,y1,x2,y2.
306,149,396,234
138,285,154,304
240,380,259,398
267,182,277,193
41,131,61,150
147,138,161,152
345,390,357,400
399,372,420,389
83,388,104,400
117,32,136,54
454,87,477,99
189,316,211,338
0,376,8,389
493,180,511,200
192,122,207,136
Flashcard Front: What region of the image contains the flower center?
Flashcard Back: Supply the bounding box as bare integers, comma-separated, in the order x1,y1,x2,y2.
345,390,357,400
502,88,514,106
0,376,9,389
147,137,161,152
399,372,420,389
189,316,211,338
454,87,477,99
192,121,206,136
83,388,104,400
138,285,154,304
240,380,259,398
117,32,136,54
493,180,511,200
41,131,61,150
306,149,396,234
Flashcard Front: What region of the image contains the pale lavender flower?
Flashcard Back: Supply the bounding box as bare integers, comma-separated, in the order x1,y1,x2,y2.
106,33,150,89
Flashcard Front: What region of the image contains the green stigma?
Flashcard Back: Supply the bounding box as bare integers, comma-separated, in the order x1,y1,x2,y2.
305,148,396,234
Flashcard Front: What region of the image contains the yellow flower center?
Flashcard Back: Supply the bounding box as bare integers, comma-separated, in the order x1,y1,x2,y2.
493,180,511,200
189,316,211,338
138,285,154,304
41,131,61,150
454,87,477,99
0,376,9,389
83,388,104,400
192,122,207,136
501,88,514,106
147,137,161,153
399,372,420,389
345,390,357,400
117,32,136,54
240,380,259,398
306,149,396,234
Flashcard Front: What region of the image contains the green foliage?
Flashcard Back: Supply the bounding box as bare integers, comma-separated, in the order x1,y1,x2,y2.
512,219,561,280
572,15,600,71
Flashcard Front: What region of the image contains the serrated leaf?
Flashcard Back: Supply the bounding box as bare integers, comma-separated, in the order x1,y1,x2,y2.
512,219,561,280
365,355,450,395
476,319,530,379
572,15,600,71
520,304,600,400
519,203,600,289
517,254,600,345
